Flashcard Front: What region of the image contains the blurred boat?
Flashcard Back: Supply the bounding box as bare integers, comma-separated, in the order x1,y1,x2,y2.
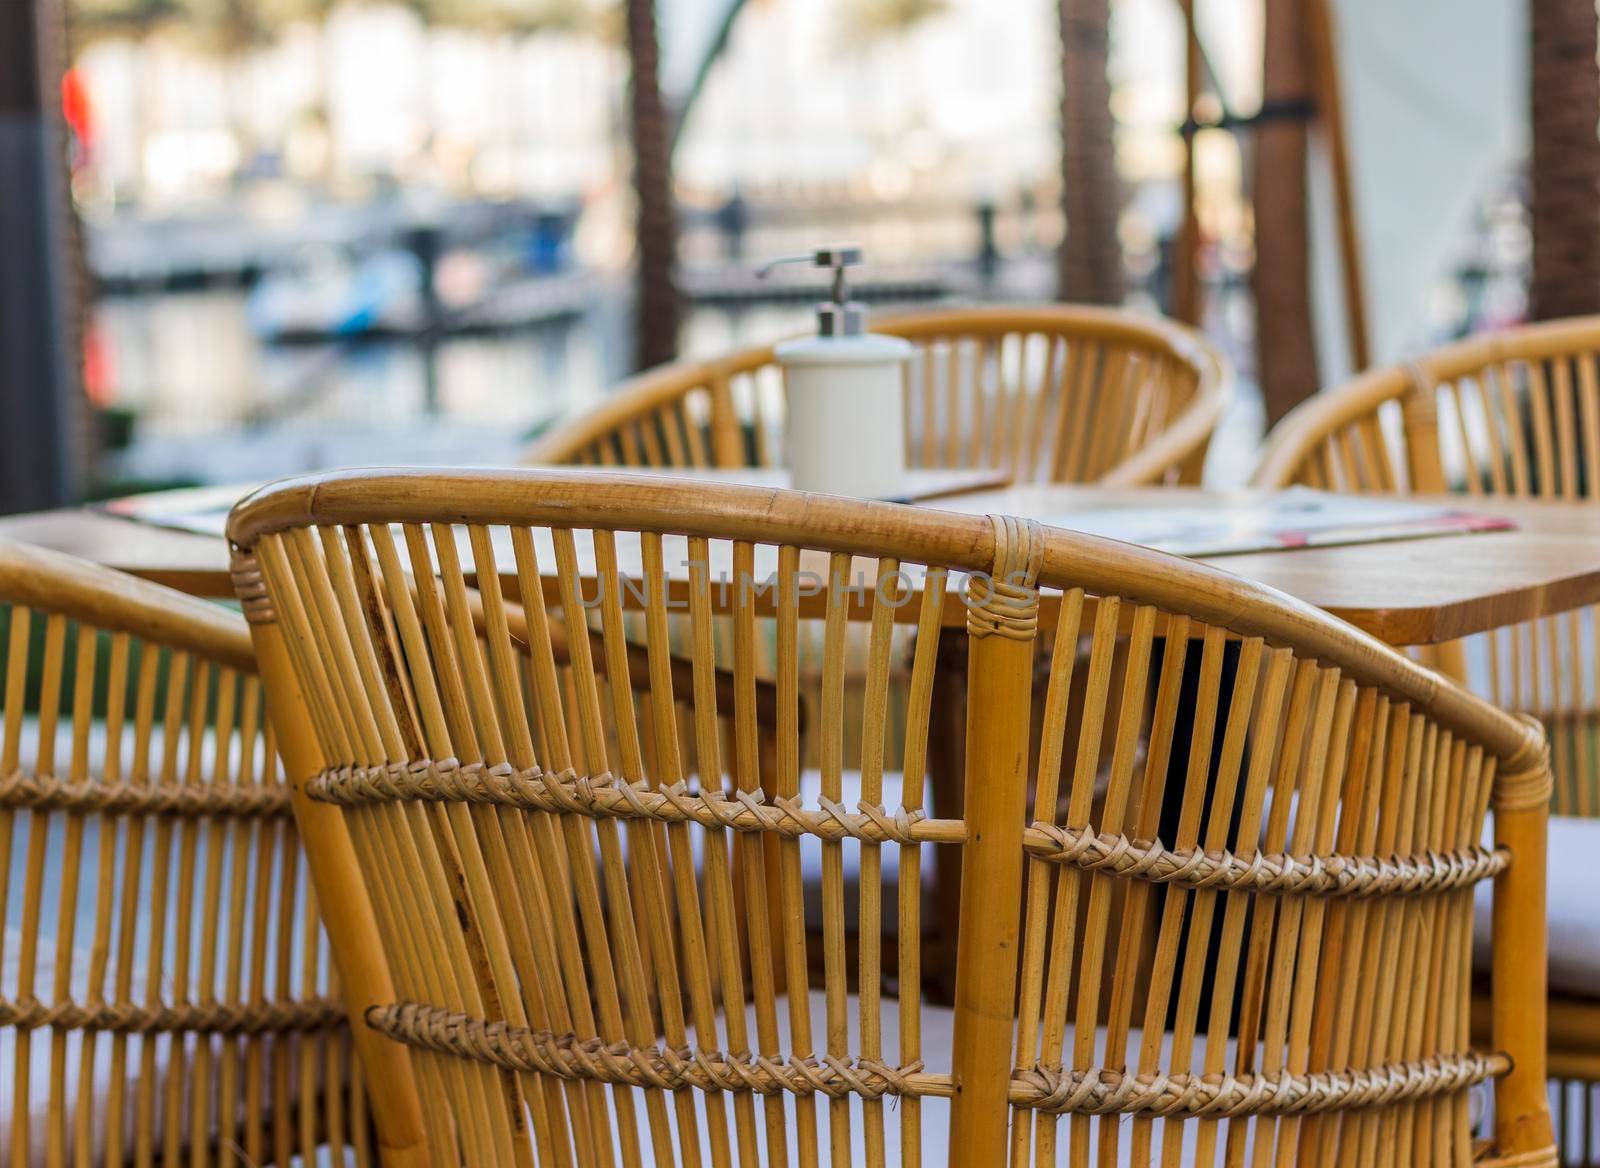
246,244,423,342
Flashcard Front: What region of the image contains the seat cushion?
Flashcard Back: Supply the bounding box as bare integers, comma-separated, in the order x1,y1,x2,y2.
1473,813,1600,999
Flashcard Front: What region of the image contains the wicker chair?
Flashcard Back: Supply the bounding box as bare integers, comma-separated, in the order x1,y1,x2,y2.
523,305,1230,486
0,538,370,1166
228,468,1554,1166
1254,317,1600,1137
1254,318,1600,819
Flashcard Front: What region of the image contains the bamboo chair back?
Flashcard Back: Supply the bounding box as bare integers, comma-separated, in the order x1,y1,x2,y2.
523,306,1229,486
0,539,370,1167
1254,315,1600,815
228,468,1555,1167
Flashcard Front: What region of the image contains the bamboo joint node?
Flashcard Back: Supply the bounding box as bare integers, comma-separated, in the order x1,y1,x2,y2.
967,514,1042,639
0,994,345,1034
1401,360,1440,415
307,758,956,845
1493,714,1554,813
0,768,293,818
367,1002,937,1100
1021,821,1510,897
229,545,275,624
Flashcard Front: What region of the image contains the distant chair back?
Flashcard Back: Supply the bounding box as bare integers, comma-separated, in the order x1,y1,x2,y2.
229,468,1553,1167
0,539,370,1167
524,305,1229,485
1255,314,1600,815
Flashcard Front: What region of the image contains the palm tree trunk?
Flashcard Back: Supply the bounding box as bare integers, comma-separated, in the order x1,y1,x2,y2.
1253,0,1319,426
624,0,680,371
1530,0,1600,320
1057,0,1123,305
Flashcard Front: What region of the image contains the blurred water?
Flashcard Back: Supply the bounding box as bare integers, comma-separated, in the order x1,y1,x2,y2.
94,287,815,485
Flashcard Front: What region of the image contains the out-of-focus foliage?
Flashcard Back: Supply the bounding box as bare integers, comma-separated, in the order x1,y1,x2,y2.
851,0,949,40
71,0,604,44
70,0,186,47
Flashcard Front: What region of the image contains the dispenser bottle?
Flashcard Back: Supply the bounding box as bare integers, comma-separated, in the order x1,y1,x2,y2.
764,246,912,499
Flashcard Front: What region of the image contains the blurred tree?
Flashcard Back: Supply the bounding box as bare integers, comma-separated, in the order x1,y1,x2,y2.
487,0,590,34
670,0,754,154
1529,0,1600,320
185,0,280,168
1252,0,1318,426
1057,0,1122,305
188,0,271,48
69,0,187,201
69,0,185,45
625,0,678,369
852,0,946,39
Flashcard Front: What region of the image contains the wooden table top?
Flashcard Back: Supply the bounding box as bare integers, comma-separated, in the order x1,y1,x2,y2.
2,482,1597,646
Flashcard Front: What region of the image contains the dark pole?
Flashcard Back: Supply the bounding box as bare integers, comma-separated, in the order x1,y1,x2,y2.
1529,0,1600,320
625,0,681,372
1252,0,1320,427
0,0,81,512
1057,0,1124,305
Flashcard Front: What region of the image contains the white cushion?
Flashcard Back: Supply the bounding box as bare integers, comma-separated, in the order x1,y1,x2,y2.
1475,813,1600,999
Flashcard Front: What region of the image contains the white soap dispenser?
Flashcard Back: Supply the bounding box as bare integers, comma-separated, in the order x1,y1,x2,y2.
763,245,913,499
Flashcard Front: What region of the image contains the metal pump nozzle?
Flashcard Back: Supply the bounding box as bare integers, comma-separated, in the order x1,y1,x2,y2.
757,244,867,336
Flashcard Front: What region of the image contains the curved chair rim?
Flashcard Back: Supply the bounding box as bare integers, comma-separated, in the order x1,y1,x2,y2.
1252,314,1600,488
228,466,1535,764
0,536,256,671
521,303,1232,483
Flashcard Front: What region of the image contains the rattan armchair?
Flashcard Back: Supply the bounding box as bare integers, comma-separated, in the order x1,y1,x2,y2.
0,538,369,1166
228,468,1554,1166
1254,318,1600,1143
1254,318,1600,819
523,305,1230,486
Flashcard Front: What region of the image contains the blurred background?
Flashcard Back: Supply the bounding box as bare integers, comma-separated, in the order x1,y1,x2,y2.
0,0,1574,506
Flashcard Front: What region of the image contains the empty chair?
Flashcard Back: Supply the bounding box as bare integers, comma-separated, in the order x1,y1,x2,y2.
228,468,1554,1166
1255,317,1600,1138
1255,316,1600,815
0,538,370,1166
525,305,1229,486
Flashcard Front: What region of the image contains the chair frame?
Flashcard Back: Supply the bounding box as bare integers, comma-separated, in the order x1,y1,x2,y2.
0,537,369,1166
1254,315,1600,495
1254,314,1600,1136
228,468,1556,1167
524,305,1230,486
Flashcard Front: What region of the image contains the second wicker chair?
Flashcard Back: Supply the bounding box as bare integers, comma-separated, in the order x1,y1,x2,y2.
0,538,370,1167
524,305,1229,486
1254,317,1600,1128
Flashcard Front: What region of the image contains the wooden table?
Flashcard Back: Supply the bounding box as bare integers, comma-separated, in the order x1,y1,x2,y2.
6,484,1600,647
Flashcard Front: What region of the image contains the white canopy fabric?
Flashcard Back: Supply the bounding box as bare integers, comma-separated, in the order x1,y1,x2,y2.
1312,0,1528,380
